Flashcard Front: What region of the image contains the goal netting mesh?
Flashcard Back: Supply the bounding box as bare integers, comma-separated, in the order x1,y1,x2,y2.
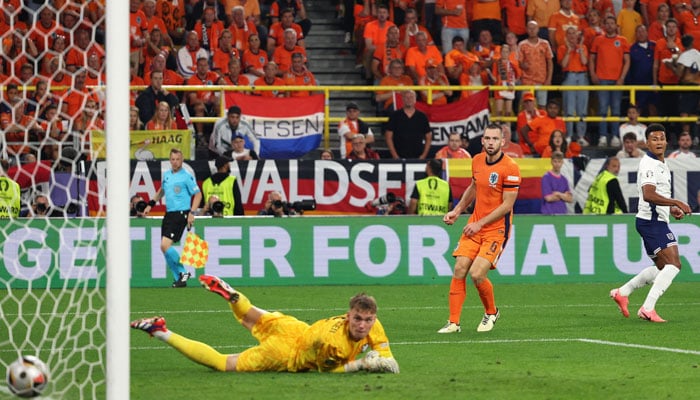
1,2,112,398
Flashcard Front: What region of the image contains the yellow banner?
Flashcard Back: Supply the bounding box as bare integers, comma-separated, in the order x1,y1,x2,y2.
447,157,551,179
89,130,192,160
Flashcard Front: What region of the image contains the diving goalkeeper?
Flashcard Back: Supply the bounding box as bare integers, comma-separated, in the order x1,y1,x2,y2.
131,275,400,374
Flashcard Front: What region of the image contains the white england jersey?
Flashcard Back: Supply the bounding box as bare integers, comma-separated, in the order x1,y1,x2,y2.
636,153,672,222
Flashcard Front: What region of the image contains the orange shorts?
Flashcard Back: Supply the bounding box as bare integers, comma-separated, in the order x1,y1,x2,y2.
452,230,509,269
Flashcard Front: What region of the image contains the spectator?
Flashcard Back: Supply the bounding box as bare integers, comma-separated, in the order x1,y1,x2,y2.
405,31,444,82
444,35,478,81
347,134,381,160
338,102,375,158
135,70,180,126
241,33,269,78
362,5,396,79
619,104,647,148
273,29,308,75
130,106,144,130
558,26,589,145
188,0,227,30
72,96,105,136
270,1,312,38
583,157,629,214
176,31,209,79
516,92,545,150
424,0,444,46
226,0,268,51
227,135,260,161
202,155,245,216
0,160,21,219
371,25,406,82
184,57,221,117
35,104,67,162
220,57,252,86
86,54,106,87
419,59,452,105
146,101,178,130
60,69,92,121
210,105,260,157
548,0,580,52
472,30,500,71
320,149,333,160
541,151,573,214
46,57,72,98
653,18,682,141
590,15,630,148
399,8,434,49
194,6,226,54
520,99,566,156
129,0,149,68
669,34,700,142
142,0,174,48
626,25,657,117
667,131,698,158
229,6,258,54
155,0,187,45
253,62,287,97
678,0,700,49
435,0,469,54
435,132,472,159
211,30,241,75
518,21,554,108
617,0,643,44
501,0,528,42
647,3,670,42
500,123,524,158
616,132,644,158
527,0,561,40
65,25,104,73
582,8,604,49
458,61,488,100
491,44,521,118
144,52,185,86
282,52,317,96
3,28,38,78
29,6,65,54
408,159,453,215
385,90,432,159
375,59,414,114
471,0,503,45
268,8,305,55
540,129,582,158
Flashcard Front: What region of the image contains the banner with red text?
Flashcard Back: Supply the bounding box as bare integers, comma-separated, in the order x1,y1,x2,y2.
225,93,323,159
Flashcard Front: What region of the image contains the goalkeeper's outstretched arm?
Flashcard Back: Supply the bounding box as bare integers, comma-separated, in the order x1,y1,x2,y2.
341,351,400,374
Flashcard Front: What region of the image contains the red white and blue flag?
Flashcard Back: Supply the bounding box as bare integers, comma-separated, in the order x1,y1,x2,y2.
225,93,323,159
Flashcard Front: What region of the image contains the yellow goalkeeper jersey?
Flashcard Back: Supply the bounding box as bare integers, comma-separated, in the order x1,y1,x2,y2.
288,314,394,373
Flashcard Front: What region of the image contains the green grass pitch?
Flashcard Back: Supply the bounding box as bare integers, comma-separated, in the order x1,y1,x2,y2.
127,282,700,400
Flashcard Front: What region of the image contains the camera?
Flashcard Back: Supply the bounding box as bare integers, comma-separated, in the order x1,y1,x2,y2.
36,203,47,213
211,201,225,216
370,192,396,207
135,201,148,213
271,199,316,215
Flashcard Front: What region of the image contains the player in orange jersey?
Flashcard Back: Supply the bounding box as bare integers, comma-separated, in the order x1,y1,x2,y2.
438,123,522,334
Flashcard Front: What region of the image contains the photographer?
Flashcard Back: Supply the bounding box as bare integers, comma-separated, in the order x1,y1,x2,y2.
258,191,288,217
202,195,225,217
201,156,244,216
131,195,148,217
366,192,407,216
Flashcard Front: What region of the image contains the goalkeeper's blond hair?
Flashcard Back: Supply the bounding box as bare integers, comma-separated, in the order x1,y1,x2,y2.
349,293,377,314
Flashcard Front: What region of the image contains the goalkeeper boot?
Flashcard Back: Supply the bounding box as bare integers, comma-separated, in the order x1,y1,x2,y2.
199,274,239,303
437,321,461,333
476,308,500,332
130,316,168,337
609,288,630,317
637,307,666,323
172,272,191,288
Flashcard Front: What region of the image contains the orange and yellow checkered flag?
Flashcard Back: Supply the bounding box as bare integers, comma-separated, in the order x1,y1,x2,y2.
180,231,209,268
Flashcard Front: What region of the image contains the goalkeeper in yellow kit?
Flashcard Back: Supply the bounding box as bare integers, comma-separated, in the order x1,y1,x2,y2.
131,275,399,373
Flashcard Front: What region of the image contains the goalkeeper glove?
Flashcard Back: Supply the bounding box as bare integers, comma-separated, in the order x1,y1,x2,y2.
343,351,400,374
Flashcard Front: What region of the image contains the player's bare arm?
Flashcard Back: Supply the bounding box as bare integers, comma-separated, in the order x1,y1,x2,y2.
641,185,691,215
463,190,518,236
444,182,476,225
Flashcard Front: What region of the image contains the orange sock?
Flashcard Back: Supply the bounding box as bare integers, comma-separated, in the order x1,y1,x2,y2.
476,278,496,314
448,278,467,324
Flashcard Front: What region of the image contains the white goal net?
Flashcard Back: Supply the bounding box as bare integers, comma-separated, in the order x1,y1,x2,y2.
1,1,130,398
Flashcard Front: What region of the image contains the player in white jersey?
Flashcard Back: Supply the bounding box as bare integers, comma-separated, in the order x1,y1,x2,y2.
609,124,692,322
